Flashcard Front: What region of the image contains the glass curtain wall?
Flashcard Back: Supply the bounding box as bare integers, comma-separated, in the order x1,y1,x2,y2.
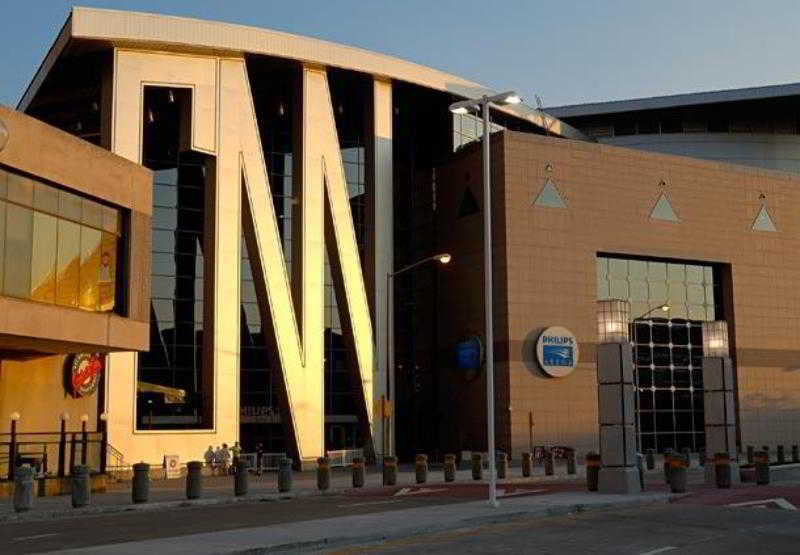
0,167,121,312
137,87,212,430
597,255,721,452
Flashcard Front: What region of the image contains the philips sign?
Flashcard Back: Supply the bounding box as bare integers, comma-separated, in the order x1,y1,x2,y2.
536,327,579,378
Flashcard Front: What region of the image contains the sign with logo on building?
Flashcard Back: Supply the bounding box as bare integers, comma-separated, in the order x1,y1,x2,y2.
536,327,578,378
456,336,483,371
67,353,104,398
164,454,181,479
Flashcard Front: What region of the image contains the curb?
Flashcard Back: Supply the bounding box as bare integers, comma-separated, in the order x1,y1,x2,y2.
226,494,678,554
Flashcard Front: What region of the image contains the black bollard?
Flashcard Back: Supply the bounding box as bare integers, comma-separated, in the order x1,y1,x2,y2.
586,452,600,491
747,445,754,464
793,445,799,464
71,464,90,508
132,462,150,504
443,454,456,483
352,457,365,488
317,457,330,491
567,450,577,475
714,453,731,489
383,456,397,486
762,446,770,464
415,454,428,484
699,448,706,468
645,449,655,470
522,452,532,478
471,453,483,480
496,453,507,480
777,445,785,465
636,454,645,491
669,455,688,493
235,459,249,496
754,451,770,485
278,457,293,493
186,460,203,499
13,465,34,512
544,451,554,476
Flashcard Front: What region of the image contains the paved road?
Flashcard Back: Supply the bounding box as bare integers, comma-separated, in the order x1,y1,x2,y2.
335,503,800,554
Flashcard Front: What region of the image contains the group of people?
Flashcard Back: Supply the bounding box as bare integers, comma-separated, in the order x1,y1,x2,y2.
203,442,242,475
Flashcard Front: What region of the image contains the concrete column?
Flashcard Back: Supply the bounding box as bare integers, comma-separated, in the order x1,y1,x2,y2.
597,342,641,494
703,356,739,484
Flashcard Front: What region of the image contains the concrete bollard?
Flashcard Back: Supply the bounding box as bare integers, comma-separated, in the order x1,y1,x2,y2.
793,445,799,463
754,451,770,485
636,454,645,491
586,452,600,492
415,454,428,484
352,457,365,488
567,450,577,475
544,451,554,476
383,456,398,486
714,453,731,489
317,457,330,491
747,445,754,464
521,452,532,478
645,449,655,470
71,464,90,508
132,462,150,504
186,460,203,499
777,445,785,465
235,459,249,496
663,449,673,484
278,457,293,493
669,455,688,493
496,453,507,480
13,465,34,512
443,454,456,483
471,453,483,480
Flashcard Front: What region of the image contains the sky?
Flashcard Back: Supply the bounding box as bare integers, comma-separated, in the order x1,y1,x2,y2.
2,1,800,109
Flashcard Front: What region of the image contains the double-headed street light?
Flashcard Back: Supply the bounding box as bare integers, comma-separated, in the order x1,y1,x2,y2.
449,90,522,508
386,253,452,461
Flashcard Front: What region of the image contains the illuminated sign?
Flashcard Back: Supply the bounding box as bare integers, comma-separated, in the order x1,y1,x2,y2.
68,353,103,397
536,327,578,378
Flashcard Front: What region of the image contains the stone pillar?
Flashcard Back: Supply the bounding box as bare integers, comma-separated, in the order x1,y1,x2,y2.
597,341,641,494
703,355,739,484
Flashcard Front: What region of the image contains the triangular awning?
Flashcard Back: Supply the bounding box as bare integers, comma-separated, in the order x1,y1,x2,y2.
650,193,679,222
752,204,777,232
533,178,567,208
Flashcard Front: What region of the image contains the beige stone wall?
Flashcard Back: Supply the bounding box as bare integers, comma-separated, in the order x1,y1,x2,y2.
438,130,800,458
502,131,800,456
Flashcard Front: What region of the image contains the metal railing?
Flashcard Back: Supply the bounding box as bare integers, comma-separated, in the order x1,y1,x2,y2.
240,452,286,473
327,448,363,468
0,430,106,480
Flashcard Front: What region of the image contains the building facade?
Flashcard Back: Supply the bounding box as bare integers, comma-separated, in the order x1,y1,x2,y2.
15,7,800,468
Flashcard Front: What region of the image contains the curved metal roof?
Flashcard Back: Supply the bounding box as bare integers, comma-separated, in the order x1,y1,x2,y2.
19,6,587,141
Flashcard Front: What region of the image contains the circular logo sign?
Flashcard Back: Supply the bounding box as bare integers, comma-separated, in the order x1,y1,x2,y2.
69,353,104,398
536,327,578,378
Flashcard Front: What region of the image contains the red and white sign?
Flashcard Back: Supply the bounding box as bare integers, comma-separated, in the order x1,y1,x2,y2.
69,353,103,398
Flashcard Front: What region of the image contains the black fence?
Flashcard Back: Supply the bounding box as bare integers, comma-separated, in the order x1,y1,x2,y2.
0,426,107,480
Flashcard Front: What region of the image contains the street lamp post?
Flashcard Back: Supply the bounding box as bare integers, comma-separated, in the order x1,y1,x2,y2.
449,91,521,508
386,253,452,462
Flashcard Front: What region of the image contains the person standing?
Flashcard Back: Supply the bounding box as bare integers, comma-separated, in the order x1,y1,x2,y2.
255,443,264,476
204,445,214,469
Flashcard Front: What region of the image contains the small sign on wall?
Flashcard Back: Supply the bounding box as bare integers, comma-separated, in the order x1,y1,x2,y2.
67,353,104,398
165,455,181,479
536,327,579,378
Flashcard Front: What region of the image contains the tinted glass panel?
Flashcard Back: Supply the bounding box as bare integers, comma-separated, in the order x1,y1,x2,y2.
56,219,81,307
4,204,32,298
30,212,57,303
79,226,102,310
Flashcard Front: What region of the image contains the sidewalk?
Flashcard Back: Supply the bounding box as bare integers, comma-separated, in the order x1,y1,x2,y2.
46,489,675,554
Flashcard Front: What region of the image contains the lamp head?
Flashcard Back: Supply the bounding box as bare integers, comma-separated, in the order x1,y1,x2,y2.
61,412,70,421
99,412,108,421
80,414,89,422
502,93,522,105
10,412,20,421
434,253,452,264
449,105,469,115
660,304,670,312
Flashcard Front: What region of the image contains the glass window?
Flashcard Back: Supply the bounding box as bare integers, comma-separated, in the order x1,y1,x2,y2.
58,190,83,221
0,200,5,290
4,204,33,298
33,182,59,214
79,226,102,311
56,219,81,307
6,173,34,207
98,232,117,311
102,205,119,234
82,199,104,229
30,212,57,303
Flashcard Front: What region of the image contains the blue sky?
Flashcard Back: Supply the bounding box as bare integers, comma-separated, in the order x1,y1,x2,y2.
2,1,800,108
